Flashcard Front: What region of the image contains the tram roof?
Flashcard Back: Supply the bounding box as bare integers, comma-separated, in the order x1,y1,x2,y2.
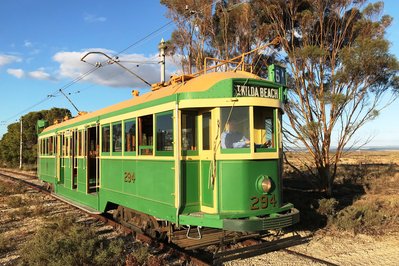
41,71,261,133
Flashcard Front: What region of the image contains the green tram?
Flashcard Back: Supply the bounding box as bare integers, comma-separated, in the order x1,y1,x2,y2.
37,64,299,236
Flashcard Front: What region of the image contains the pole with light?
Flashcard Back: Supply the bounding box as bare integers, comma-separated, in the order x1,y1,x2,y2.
19,118,22,169
158,38,167,84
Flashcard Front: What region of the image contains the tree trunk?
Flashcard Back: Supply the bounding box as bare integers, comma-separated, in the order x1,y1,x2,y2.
318,164,333,197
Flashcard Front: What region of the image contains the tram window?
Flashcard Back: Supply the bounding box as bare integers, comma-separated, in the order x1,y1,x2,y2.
156,112,173,153
254,107,275,150
125,120,136,152
202,112,211,150
51,136,55,155
220,107,250,149
48,137,53,155
77,131,83,156
54,136,57,155
112,123,122,153
42,139,45,155
181,112,197,151
61,134,64,156
138,115,153,155
63,134,66,157
69,134,73,156
102,125,110,153
73,130,78,157
65,135,70,156
44,138,48,155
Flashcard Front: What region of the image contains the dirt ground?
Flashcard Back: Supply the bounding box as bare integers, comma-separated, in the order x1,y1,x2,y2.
1,151,399,265
227,231,399,265
228,150,399,265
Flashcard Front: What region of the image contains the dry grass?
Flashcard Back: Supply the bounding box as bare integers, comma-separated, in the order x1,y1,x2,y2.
0,180,26,196
18,215,126,266
284,150,399,235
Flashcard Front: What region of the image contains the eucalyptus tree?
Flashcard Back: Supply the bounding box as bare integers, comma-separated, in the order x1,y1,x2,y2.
161,0,271,73
253,0,399,195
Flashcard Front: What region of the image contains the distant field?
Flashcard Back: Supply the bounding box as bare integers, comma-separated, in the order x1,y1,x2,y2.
284,150,399,170
339,150,399,165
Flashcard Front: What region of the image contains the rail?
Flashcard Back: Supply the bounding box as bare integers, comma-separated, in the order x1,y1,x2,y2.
0,168,333,265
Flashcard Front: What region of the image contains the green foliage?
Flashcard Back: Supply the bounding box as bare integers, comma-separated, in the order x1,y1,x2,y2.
254,0,399,196
19,215,125,266
161,0,279,74
0,108,71,167
299,121,320,139
317,198,339,216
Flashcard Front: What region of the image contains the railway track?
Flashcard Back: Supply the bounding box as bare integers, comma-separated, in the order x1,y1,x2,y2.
0,168,335,265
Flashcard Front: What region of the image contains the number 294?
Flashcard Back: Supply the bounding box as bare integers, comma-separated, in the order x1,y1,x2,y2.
250,194,276,210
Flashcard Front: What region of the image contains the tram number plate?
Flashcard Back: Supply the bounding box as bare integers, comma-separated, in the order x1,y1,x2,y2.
124,172,136,183
250,194,276,210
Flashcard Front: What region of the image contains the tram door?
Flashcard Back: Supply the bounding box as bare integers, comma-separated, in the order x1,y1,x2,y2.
71,130,78,189
199,110,215,211
86,125,99,193
56,133,63,184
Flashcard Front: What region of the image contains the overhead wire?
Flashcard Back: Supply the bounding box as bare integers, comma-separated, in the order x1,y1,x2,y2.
1,67,99,124
1,0,225,125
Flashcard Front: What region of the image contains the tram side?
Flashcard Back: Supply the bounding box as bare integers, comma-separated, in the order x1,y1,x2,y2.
38,100,181,220
37,70,299,232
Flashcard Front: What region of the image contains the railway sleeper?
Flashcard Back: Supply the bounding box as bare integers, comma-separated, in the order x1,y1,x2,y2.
213,234,310,264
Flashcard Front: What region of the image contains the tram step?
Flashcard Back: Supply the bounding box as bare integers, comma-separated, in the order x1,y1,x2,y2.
51,193,101,214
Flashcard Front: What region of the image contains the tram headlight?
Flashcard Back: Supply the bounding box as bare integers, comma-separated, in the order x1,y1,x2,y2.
256,175,272,194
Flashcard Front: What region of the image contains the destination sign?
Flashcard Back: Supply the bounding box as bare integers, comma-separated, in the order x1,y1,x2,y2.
233,84,279,99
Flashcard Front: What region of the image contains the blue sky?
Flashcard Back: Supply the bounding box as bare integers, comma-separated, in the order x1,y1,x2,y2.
0,0,398,147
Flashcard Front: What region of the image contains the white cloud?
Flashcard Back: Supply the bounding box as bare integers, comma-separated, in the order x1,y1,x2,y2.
0,54,21,67
7,68,25,78
24,40,33,48
53,49,177,88
83,13,107,23
28,68,53,80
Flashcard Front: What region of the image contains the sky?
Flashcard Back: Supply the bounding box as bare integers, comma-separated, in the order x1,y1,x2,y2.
0,0,398,147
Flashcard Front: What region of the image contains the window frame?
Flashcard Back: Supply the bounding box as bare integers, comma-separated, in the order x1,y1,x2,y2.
220,106,251,154
138,114,154,156
181,111,198,156
111,121,122,156
124,119,137,156
254,107,278,153
155,111,174,156
101,124,111,155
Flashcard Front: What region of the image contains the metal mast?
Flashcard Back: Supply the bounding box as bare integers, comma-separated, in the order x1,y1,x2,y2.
19,118,22,169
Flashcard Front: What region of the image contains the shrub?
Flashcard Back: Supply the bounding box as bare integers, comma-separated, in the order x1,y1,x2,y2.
317,198,339,216
332,200,388,234
0,233,9,253
0,181,26,196
13,206,31,218
19,216,126,266
7,196,24,208
32,204,49,216
126,246,150,266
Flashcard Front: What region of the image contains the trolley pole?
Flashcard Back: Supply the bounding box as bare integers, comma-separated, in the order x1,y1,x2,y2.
158,38,167,84
19,118,23,169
